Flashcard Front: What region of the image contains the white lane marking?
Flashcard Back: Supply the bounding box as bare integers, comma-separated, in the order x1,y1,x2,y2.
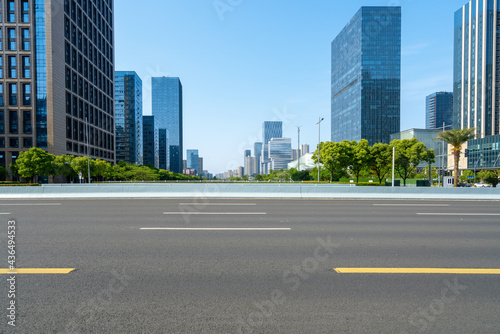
417,213,500,216
0,203,62,206
163,212,266,215
141,228,291,231
0,213,11,215
178,203,257,206
373,204,450,207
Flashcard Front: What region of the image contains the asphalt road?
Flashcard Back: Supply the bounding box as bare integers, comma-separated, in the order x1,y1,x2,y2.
0,198,499,333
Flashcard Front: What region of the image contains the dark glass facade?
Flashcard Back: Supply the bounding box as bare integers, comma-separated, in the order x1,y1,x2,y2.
467,135,500,169
152,77,182,173
115,71,142,165
142,115,158,168
158,128,169,170
186,149,199,173
426,92,453,129
454,0,500,137
331,6,401,145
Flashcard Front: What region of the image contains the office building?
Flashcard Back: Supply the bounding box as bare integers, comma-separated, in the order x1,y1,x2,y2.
186,149,199,173
115,71,142,165
262,121,283,173
198,157,203,174
254,142,262,174
331,6,401,145
158,129,169,170
142,116,159,168
301,144,310,156
152,77,183,173
1,0,115,178
454,0,500,137
426,92,453,130
269,138,292,171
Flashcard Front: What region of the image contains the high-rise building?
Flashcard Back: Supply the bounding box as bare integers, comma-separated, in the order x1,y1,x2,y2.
186,149,199,173
262,121,283,173
158,129,169,170
152,77,183,173
301,144,310,156
142,116,159,168
454,0,500,137
115,71,142,165
254,142,262,175
426,92,453,130
269,138,292,171
1,0,115,178
198,157,203,174
331,6,401,145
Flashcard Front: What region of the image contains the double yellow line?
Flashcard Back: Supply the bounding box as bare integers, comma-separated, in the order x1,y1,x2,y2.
334,268,500,275
0,268,75,274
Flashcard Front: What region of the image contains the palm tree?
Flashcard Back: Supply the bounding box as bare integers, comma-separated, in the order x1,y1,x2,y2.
435,128,476,187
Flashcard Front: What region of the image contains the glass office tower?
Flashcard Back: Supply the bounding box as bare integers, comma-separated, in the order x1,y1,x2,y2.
454,0,500,137
331,6,401,145
426,92,453,130
269,138,292,171
186,149,199,173
115,71,142,165
1,0,115,179
152,77,183,173
142,115,159,168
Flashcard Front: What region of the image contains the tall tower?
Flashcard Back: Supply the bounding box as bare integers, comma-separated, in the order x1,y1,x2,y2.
1,0,116,178
331,6,401,145
152,77,183,173
454,0,500,137
115,71,142,165
426,92,453,130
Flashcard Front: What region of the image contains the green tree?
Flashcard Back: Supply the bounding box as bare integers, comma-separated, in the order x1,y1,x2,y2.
368,143,393,185
435,128,476,187
254,174,264,181
313,141,352,182
477,170,500,187
15,148,55,183
390,139,436,186
0,166,7,181
71,156,95,182
459,170,475,184
53,155,77,183
94,159,113,181
349,139,370,184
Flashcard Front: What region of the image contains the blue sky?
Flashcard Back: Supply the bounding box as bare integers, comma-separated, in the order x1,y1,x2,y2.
114,0,467,174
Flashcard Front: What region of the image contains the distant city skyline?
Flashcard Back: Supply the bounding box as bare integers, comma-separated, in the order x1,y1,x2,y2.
115,0,472,173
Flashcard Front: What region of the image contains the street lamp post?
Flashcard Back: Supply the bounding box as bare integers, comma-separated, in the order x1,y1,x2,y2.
316,117,324,183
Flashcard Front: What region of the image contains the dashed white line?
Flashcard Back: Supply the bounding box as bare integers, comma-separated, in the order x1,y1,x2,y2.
141,228,291,231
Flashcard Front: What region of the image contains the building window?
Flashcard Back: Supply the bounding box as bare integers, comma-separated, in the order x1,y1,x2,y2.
8,28,16,51
0,29,2,50
22,84,31,106
21,29,29,51
66,93,71,114
0,110,3,134
8,56,16,78
0,57,2,78
21,0,29,23
9,110,18,134
65,42,70,64
65,17,70,39
9,84,17,106
7,0,15,23
22,56,30,78
0,84,3,107
23,138,32,148
66,117,72,139
9,138,18,148
23,110,31,134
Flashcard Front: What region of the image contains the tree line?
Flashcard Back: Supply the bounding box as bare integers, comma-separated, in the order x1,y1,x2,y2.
311,138,436,186
7,148,199,183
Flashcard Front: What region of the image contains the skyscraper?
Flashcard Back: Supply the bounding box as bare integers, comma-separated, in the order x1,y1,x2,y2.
426,92,453,130
1,0,115,178
331,6,401,145
158,129,169,170
143,116,159,168
186,149,199,173
115,71,142,165
152,77,183,173
454,0,500,137
269,138,292,171
261,121,282,174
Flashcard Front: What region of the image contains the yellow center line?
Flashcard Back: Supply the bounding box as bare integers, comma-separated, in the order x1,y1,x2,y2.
334,268,500,275
0,268,75,274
